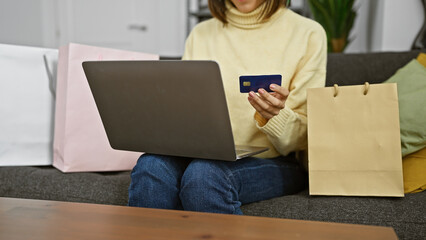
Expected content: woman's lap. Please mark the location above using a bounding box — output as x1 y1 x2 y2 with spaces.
128 153 307 214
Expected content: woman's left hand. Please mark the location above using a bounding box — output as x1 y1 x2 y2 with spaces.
247 84 289 120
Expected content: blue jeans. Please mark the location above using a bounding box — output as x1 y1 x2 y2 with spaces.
128 154 307 215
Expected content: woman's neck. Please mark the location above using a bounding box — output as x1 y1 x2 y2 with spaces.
225 0 284 29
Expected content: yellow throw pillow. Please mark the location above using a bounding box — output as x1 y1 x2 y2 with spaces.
403 147 426 193
417 53 426 67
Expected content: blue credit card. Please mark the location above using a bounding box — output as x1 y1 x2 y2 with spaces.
239 74 282 93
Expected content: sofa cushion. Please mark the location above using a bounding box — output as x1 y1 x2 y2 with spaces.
326 51 422 86
0 166 130 205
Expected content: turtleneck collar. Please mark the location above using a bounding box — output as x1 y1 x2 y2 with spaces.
225 0 285 29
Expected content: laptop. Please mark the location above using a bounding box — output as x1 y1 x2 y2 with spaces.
82 60 268 161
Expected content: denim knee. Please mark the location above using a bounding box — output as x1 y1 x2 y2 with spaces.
128 154 187 209
179 159 242 214
130 154 167 181
128 154 163 206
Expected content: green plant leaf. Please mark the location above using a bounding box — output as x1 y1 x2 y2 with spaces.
308 0 335 36
308 0 357 52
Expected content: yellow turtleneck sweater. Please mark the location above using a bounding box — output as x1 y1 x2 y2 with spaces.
182 1 327 158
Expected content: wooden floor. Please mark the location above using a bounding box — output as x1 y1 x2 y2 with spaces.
0 197 398 240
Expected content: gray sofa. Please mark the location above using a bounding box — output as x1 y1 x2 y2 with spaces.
1 50 425 240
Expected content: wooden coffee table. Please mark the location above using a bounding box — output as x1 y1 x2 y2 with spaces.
0 197 397 240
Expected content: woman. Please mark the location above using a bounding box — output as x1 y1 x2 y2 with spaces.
128 0 327 215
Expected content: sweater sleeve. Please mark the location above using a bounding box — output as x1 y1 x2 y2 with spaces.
256 24 327 156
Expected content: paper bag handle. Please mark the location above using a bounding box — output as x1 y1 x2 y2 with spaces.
363 82 369 95
333 82 370 97
43 54 56 99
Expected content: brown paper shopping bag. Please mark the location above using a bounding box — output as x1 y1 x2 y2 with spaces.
307 83 404 197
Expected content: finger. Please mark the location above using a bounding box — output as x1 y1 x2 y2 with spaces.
248 91 280 117
249 91 270 110
248 97 275 120
257 91 273 106
270 84 289 100
258 88 285 109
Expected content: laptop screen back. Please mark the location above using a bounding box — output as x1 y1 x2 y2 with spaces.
83 60 238 161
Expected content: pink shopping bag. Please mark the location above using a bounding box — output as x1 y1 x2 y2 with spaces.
53 43 158 172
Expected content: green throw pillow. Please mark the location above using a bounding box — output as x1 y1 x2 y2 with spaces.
384 59 426 157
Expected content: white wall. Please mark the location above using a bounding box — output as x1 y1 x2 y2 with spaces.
345 0 370 53
346 0 425 53
41 0 59 48
380 0 424 51
158 1 188 56
368 0 385 52
0 0 45 47
0 0 187 56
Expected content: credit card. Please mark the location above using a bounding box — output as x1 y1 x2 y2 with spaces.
239 74 282 93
